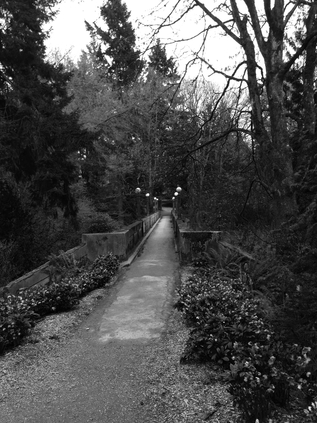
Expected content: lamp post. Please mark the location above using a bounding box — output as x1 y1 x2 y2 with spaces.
153 197 158 212
176 186 182 217
172 196 175 212
146 192 150 215
174 192 179 217
135 187 141 219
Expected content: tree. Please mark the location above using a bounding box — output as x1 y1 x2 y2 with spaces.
83 0 148 221
148 39 178 78
0 0 92 218
85 0 144 88
156 0 317 224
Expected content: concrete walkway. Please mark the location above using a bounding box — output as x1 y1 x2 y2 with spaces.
0 209 179 423
99 209 177 342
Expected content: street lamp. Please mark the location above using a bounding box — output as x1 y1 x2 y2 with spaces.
146 192 150 215
153 197 158 212
176 186 182 217
174 192 179 217
172 196 175 212
135 187 141 219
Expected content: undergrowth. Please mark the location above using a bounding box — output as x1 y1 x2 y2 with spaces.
176 262 317 422
0 253 120 354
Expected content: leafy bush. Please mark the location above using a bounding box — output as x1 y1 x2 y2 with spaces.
229 340 314 422
21 282 80 318
0 294 35 354
176 268 254 364
84 212 120 233
176 267 317 421
45 250 90 283
90 253 120 284
0 253 120 354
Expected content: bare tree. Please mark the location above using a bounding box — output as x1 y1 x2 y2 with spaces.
153 0 317 222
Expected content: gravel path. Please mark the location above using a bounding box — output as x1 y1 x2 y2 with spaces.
0 283 239 423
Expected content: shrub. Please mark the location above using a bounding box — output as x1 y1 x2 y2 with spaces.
176 268 255 365
84 212 120 233
18 282 80 318
0 294 35 354
228 340 314 422
45 250 90 283
0 253 120 354
90 253 120 284
176 267 317 421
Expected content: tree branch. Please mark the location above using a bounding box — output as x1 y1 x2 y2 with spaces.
196 55 248 83
279 29 317 78
284 0 301 29
244 0 267 55
185 127 254 157
193 0 242 45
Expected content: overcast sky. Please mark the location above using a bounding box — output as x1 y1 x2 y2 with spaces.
45 0 240 84
45 0 165 60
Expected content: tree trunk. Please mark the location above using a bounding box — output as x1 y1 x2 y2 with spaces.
234 0 296 221
303 3 317 136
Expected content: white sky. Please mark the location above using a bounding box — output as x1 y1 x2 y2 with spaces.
45 0 240 82
46 0 166 59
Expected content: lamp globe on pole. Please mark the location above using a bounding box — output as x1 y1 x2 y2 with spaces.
145 192 150 216
175 186 182 217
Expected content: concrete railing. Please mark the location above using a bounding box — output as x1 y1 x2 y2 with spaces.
171 212 221 263
1 243 88 296
1 211 161 296
82 211 161 262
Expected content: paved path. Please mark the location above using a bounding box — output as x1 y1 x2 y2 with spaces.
99 209 176 342
0 209 179 423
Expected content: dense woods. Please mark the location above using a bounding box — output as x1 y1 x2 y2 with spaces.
1 0 317 419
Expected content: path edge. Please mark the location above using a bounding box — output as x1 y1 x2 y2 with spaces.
120 216 163 268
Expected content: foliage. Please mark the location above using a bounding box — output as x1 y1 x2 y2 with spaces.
148 38 178 78
304 400 317 421
0 0 92 217
0 206 83 288
45 250 90 284
19 282 80 319
176 267 317 421
85 0 144 87
175 269 259 365
0 294 35 354
0 0 97 287
0 253 120 354
90 253 120 284
85 212 120 233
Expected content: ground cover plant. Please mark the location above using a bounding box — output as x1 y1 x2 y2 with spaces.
0 253 119 355
175 265 317 422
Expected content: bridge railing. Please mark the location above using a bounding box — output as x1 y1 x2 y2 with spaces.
1 211 161 296
171 211 221 263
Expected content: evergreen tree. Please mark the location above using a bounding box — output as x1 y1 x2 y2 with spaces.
0 0 92 218
85 0 144 88
148 39 178 78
